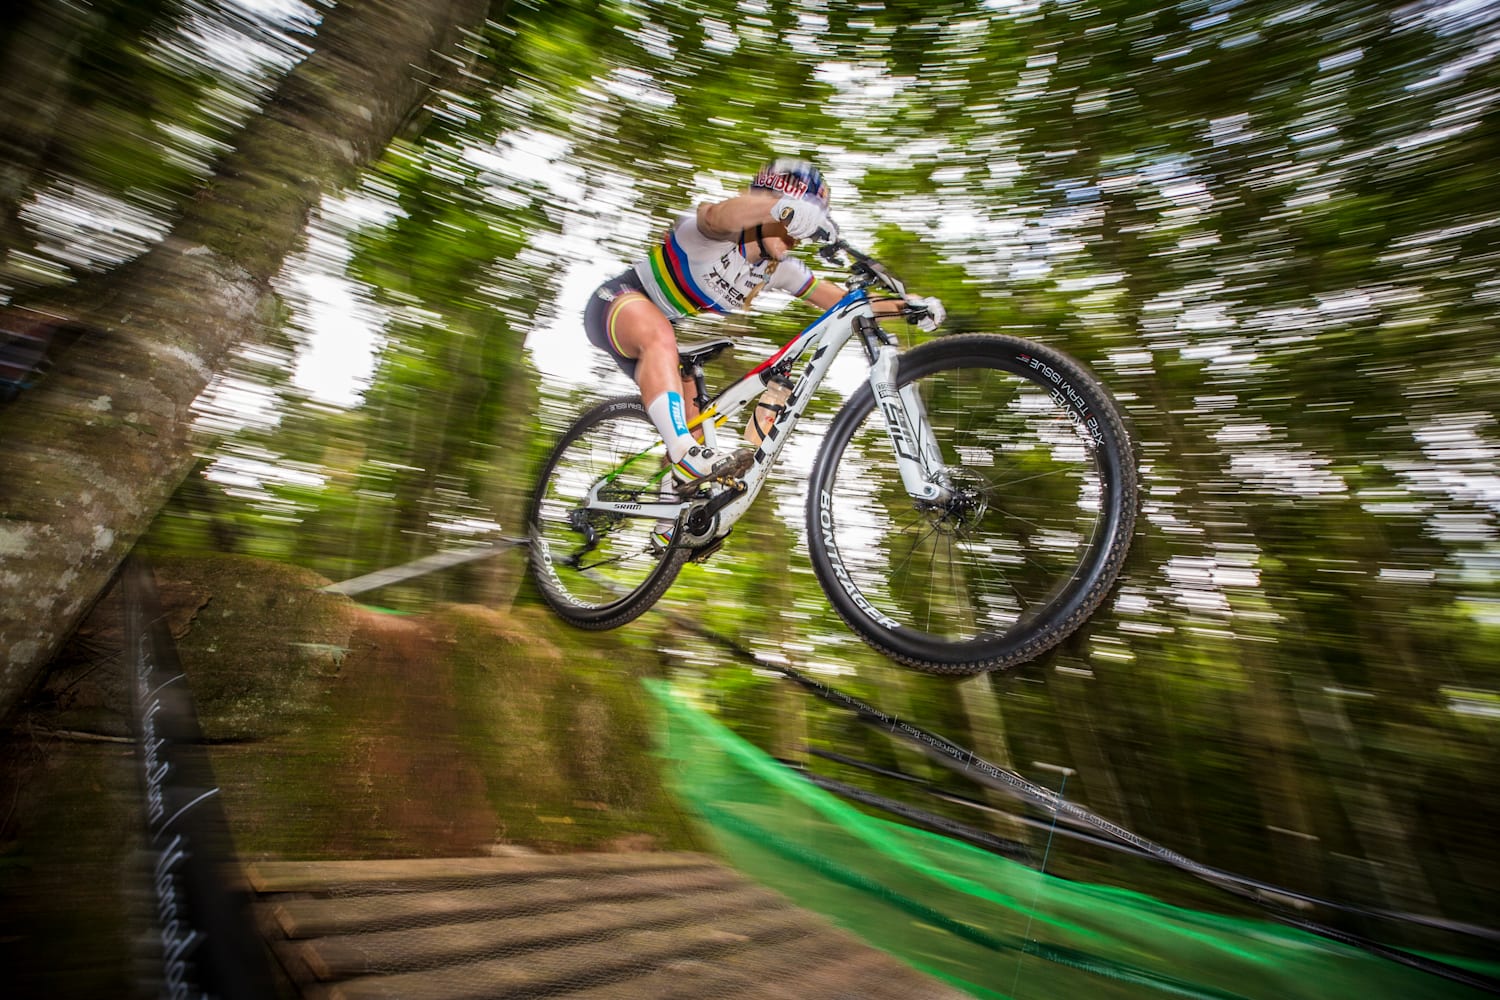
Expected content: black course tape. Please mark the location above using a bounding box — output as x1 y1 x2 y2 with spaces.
124 555 275 1000
773 662 1500 995
806 747 1500 943
669 617 1500 995
777 760 1034 862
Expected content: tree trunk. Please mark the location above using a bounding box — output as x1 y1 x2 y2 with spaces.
0 0 490 720
1289 660 1441 913
478 350 541 610
953 675 1031 845
0 0 86 265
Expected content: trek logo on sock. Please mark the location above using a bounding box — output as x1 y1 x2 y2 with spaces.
668 392 690 437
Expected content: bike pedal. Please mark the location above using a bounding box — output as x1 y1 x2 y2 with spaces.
675 451 755 494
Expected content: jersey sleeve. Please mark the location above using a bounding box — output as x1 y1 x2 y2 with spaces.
669 212 720 254
765 256 822 300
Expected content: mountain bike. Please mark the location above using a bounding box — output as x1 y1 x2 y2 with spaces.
528 242 1137 675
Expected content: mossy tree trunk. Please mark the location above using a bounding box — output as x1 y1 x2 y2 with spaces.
478 348 541 609
0 0 490 720
953 675 1031 846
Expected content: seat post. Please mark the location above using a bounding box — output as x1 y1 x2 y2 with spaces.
676 339 730 411
683 363 710 411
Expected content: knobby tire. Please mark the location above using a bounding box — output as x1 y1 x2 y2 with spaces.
807 334 1137 675
528 396 689 629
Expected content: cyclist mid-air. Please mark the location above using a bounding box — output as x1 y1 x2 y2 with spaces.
582 157 944 546
543 155 1137 674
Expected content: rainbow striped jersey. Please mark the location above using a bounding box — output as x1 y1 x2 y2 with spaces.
633 214 820 320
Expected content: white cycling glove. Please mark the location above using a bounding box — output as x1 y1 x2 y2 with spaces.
908 295 946 332
773 195 838 242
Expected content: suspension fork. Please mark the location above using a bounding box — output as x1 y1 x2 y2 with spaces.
856 317 950 503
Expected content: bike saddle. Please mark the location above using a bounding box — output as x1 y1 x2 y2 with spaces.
676 338 734 368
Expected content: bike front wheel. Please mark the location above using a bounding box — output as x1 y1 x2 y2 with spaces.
807 334 1137 675
528 396 689 629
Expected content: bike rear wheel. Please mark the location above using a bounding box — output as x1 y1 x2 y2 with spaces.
807 334 1137 675
528 396 688 628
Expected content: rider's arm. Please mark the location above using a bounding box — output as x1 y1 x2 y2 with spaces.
805 279 908 316
695 192 784 240
806 280 844 310
763 240 912 316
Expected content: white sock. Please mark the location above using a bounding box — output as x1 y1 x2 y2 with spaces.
646 390 697 463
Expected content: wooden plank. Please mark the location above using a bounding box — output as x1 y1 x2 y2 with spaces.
271 938 325 988
550 921 973 1000
264 865 746 939
763 946 968 1000
544 929 868 999
253 853 971 1000
281 885 786 980
244 852 716 894
317 907 821 1000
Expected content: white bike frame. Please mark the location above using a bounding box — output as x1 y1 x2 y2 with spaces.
580 287 951 543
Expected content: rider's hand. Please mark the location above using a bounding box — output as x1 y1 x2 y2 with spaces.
908 295 946 332
774 195 838 243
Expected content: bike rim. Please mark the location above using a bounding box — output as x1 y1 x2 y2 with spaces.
818 353 1121 649
530 408 675 615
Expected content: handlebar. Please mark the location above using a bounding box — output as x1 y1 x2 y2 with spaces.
818 239 913 304
815 239 941 328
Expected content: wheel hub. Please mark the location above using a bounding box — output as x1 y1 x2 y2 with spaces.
923 469 988 534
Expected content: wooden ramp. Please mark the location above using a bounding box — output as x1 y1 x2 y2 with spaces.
246 851 972 1000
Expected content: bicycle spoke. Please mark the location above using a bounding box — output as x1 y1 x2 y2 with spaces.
529 397 687 625
814 347 1117 649
575 548 654 573
969 464 1087 496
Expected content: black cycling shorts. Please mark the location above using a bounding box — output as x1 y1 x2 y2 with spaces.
583 269 661 381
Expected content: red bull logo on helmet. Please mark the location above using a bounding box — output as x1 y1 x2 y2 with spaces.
752 159 829 210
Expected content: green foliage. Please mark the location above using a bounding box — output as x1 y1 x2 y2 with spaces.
24 0 1500 940
0 0 306 289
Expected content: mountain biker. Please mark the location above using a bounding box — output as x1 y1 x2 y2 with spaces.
582 157 944 546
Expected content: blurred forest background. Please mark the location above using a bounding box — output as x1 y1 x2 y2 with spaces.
1 0 1498 969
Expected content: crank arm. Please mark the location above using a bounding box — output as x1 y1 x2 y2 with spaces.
684 477 747 536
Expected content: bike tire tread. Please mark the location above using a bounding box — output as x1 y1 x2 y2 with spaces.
527 396 689 629
807 334 1138 676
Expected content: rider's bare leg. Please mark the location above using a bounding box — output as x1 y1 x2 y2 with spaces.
608 297 704 547
609 297 703 463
